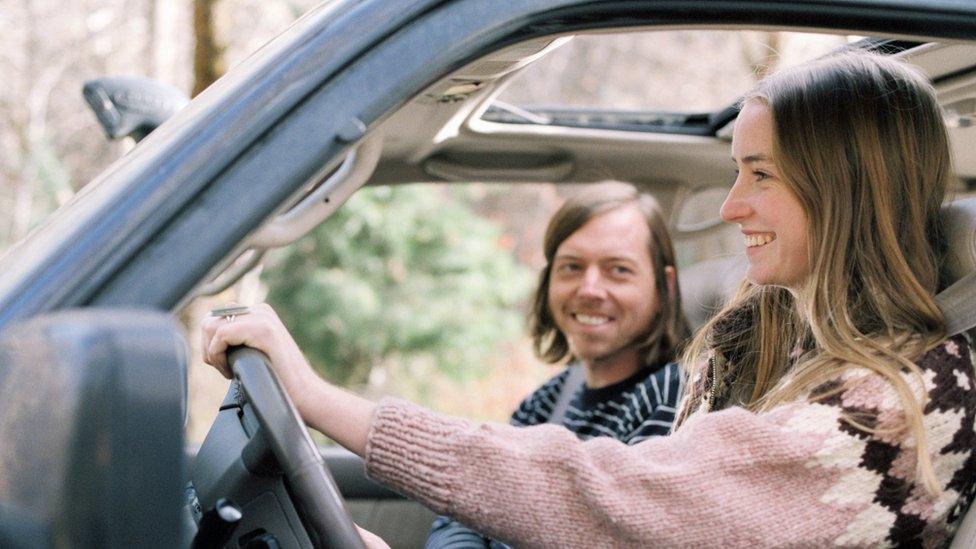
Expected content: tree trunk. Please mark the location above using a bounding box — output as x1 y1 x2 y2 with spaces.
145 0 158 78
192 0 224 97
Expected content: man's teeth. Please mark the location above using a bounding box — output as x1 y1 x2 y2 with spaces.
745 234 775 247
575 314 609 326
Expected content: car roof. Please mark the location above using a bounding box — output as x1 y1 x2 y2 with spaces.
0 0 974 330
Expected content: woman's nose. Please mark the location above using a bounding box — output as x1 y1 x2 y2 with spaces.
720 179 750 223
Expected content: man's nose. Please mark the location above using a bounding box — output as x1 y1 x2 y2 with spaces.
577 266 607 298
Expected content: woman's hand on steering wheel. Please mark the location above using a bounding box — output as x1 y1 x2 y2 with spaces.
203 302 376 458
202 303 318 419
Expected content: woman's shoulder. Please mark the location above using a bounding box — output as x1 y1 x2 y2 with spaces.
768 334 976 544
914 333 973 375
899 333 974 410
795 334 974 422
827 334 974 401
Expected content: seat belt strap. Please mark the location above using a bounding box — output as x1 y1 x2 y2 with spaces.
936 271 976 336
548 363 586 425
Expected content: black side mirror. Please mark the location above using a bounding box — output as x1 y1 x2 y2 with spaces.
82 76 189 142
0 309 188 548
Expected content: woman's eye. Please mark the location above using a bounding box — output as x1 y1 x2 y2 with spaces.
557 263 581 273
754 171 769 181
611 265 633 276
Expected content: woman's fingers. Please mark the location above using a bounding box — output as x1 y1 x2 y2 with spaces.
201 303 293 379
356 525 391 549
200 302 372 452
210 318 260 372
201 303 320 424
202 303 252 377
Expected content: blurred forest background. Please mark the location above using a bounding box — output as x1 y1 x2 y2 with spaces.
0 0 853 442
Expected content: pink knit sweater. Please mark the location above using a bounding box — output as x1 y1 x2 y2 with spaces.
364 336 976 548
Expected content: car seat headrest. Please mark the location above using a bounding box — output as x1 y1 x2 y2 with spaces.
942 198 976 286
678 254 747 331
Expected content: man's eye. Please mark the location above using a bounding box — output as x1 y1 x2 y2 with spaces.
557 263 581 273
611 265 633 275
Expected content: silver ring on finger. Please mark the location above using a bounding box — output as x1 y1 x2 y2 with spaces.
211 305 251 324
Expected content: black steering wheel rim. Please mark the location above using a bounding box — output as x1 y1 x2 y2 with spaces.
229 347 365 549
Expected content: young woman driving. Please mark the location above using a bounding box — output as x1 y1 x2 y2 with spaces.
202 51 976 547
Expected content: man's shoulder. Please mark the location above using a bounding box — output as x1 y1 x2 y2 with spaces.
625 361 684 411
639 361 683 391
536 365 575 394
649 360 683 381
522 365 575 398
509 365 575 425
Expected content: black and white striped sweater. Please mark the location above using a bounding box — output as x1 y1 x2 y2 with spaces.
425 361 685 549
510 361 684 444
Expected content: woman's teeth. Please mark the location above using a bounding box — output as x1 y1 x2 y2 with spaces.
745 233 775 248
575 314 609 326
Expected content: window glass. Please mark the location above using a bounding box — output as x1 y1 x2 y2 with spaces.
495 30 863 112
183 183 732 444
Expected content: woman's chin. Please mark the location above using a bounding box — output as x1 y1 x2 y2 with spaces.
744 268 771 286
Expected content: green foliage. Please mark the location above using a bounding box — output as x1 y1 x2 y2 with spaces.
263 185 533 388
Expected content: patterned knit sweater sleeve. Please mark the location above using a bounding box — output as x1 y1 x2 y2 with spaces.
364 336 976 548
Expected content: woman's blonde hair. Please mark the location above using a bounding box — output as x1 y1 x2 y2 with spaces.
680 51 952 493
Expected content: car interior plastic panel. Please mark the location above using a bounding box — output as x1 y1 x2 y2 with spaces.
191 382 316 548
230 346 366 548
0 309 186 548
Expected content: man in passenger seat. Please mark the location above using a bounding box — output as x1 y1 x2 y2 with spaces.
425 181 692 548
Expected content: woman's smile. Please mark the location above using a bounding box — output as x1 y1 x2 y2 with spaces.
744 232 776 248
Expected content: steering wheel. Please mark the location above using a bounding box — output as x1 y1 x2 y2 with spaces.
229 346 366 549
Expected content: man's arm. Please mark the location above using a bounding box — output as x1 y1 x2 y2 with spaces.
425 516 491 549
